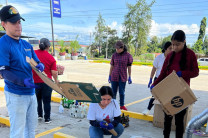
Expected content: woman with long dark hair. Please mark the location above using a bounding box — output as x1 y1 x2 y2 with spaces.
151 30 199 138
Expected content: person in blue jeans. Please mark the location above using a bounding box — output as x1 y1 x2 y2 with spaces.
109 41 133 111
0 5 44 138
87 86 124 138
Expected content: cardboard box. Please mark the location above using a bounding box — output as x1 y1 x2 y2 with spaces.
153 101 193 130
152 72 197 116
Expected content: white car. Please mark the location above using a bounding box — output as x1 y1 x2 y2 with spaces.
197 58 208 66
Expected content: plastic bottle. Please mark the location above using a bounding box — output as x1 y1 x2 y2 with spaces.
59 100 64 113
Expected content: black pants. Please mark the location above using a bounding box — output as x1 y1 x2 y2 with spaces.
35 83 52 120
147 77 157 110
163 108 187 138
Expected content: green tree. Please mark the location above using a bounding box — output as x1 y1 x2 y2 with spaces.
70 35 81 56
101 26 118 58
123 0 155 56
192 39 203 54
203 36 208 55
198 17 207 41
161 35 172 49
93 13 106 56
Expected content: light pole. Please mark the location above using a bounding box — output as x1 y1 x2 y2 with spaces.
105 31 108 59
50 0 55 56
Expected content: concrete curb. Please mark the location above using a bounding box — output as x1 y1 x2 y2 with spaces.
0 115 10 127
54 132 76 138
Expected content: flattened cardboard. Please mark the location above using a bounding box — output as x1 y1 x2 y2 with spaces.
59 83 92 102
61 81 101 103
26 57 65 96
152 72 197 116
26 57 101 102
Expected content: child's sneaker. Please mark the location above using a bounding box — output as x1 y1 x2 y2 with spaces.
38 116 43 120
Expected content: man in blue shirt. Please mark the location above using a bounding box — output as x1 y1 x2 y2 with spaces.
0 5 45 138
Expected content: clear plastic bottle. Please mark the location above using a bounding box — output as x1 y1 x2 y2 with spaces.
59 100 64 113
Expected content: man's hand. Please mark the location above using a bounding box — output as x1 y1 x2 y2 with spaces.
36 63 45 72
24 78 38 88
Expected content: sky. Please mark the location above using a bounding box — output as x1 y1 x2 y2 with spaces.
0 0 208 45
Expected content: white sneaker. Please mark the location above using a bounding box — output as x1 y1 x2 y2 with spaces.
142 109 150 115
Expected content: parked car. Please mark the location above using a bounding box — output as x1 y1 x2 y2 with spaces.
197 58 208 66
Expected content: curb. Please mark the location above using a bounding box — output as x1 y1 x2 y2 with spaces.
0 115 10 127
54 132 76 138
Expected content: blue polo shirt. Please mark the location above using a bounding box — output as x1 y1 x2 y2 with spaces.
0 34 40 95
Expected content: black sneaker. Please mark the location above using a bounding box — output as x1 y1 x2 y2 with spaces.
38 116 43 120
45 119 51 124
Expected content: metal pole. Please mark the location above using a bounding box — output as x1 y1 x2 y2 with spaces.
106 32 108 59
50 0 55 56
6 0 8 5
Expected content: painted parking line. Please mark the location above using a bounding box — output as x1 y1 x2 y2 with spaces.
35 127 63 138
125 96 152 107
54 132 76 138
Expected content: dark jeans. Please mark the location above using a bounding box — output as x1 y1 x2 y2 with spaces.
35 83 52 120
147 77 157 110
163 108 187 138
111 78 126 106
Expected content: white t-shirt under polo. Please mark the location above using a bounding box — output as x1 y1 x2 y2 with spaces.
153 53 165 78
87 99 121 123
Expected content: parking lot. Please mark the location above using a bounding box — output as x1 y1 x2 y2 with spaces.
0 60 208 138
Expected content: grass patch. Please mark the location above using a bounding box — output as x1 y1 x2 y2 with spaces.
91 60 208 70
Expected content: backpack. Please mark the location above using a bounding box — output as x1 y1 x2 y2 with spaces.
120 113 129 128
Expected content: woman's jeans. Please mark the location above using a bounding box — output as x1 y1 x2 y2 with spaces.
4 91 37 138
111 78 126 106
89 123 124 138
163 108 187 138
35 83 52 120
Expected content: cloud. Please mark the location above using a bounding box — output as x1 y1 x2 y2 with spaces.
150 20 200 37
5 2 49 15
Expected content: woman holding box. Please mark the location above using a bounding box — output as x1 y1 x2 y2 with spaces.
151 30 199 138
87 86 124 138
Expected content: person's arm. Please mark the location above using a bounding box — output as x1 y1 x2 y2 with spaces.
152 54 170 86
150 66 156 79
0 67 24 86
51 70 59 84
111 116 121 127
127 66 131 77
89 120 100 127
109 65 114 76
181 51 199 79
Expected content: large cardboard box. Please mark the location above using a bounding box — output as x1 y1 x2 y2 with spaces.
152 72 197 116
153 100 193 130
